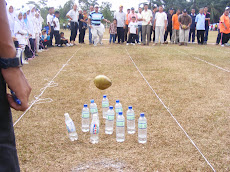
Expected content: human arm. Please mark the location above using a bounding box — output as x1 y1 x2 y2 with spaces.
0 0 31 111
103 19 110 23
153 19 156 30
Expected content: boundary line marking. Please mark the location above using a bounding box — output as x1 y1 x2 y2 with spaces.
13 48 82 127
125 48 216 172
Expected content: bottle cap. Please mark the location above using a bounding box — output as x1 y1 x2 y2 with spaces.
119 112 123 115
64 113 69 117
91 99 94 103
103 95 107 98
140 113 145 117
84 104 88 107
128 106 132 109
116 100 120 103
109 106 113 109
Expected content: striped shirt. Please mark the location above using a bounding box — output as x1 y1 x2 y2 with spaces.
89 11 104 25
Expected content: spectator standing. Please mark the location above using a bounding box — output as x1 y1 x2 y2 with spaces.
88 6 94 45
79 10 87 44
141 4 153 46
204 7 210 44
46 7 55 47
178 9 192 46
109 19 117 44
66 4 79 45
153 6 167 45
189 9 196 43
124 9 130 42
195 8 206 45
7 4 16 37
53 11 61 47
114 5 126 44
171 9 181 44
137 7 143 43
164 8 174 43
220 8 230 46
150 6 157 42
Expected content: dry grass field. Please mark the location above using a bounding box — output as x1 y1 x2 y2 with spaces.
12 29 230 171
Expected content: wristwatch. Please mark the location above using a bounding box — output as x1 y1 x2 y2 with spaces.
0 48 23 69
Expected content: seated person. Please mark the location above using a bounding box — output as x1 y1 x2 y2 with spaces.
60 32 72 46
41 30 50 48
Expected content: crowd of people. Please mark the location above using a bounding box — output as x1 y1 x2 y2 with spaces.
6 3 230 65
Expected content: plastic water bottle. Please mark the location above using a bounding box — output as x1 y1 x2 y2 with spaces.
82 104 90 132
90 113 100 144
138 113 147 144
64 113 78 141
102 95 109 119
105 106 115 134
115 100 123 118
116 112 125 142
127 106 135 134
90 99 98 118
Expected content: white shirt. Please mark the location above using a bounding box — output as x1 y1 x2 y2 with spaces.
141 9 153 26
14 19 28 45
114 11 126 27
53 17 60 31
47 14 54 26
128 21 138 34
155 12 167 27
7 12 16 36
66 9 79 23
34 17 41 34
137 13 142 25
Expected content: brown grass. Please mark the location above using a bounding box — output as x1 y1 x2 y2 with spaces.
12 30 230 171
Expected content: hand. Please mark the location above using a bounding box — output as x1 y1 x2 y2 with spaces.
153 26 155 30
89 25 92 29
147 21 150 25
123 26 126 29
172 27 174 30
48 30 51 34
143 19 146 22
1 68 31 111
165 26 167 31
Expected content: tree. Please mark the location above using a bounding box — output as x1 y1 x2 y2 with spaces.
79 0 98 11
100 2 114 22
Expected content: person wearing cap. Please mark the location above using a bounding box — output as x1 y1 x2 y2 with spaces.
195 8 206 45
137 7 143 43
164 8 174 43
66 4 79 46
150 6 157 42
220 8 230 46
204 7 210 44
171 9 181 44
141 4 153 45
153 6 167 45
114 5 126 44
178 9 192 46
88 6 94 45
189 9 196 43
88 5 110 46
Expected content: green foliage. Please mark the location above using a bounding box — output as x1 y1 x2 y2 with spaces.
100 2 114 22
79 0 98 11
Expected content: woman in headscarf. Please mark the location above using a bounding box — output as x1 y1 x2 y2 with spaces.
34 11 42 53
14 10 29 64
6 4 16 37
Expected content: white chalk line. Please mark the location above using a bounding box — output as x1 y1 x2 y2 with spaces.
175 49 230 73
13 48 82 127
125 48 216 172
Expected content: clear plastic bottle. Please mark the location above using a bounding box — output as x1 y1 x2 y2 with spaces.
116 112 125 142
90 99 98 118
82 104 90 132
64 113 78 141
90 113 100 144
105 106 115 134
102 95 109 119
115 100 123 118
127 106 135 134
138 113 147 144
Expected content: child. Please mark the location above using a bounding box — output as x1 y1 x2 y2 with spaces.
60 32 72 46
109 19 117 44
53 11 61 47
83 10 88 29
127 16 138 45
14 11 29 64
41 30 50 48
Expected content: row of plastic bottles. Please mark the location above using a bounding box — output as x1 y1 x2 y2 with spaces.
64 95 147 144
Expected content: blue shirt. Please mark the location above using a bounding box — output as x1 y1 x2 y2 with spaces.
195 13 205 30
190 13 196 30
89 11 104 25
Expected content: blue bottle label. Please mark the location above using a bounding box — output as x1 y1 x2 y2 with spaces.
92 124 99 134
127 113 135 120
